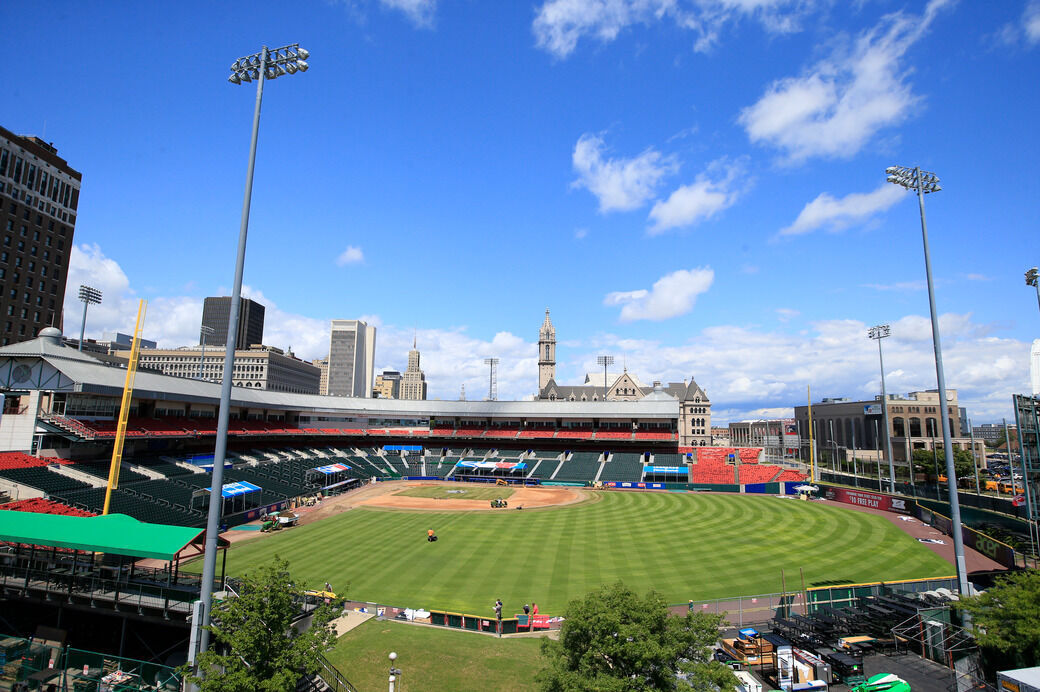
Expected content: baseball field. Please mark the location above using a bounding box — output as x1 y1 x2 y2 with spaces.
200 486 953 616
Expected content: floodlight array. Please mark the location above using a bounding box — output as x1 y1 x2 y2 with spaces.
78 285 102 305
885 165 941 194
867 324 890 340
228 44 309 84
1026 267 1038 287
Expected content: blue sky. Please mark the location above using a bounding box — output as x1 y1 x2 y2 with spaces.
3 0 1038 421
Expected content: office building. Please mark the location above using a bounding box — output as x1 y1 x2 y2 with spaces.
374 370 401 399
313 357 329 395
327 319 376 398
200 297 265 349
0 126 81 345
126 344 320 394
399 337 428 401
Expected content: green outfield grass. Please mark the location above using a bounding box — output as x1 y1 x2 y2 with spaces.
327 619 542 692
197 491 952 616
396 486 515 501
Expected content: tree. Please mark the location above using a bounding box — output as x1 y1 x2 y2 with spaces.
184 556 339 692
912 447 976 479
956 570 1040 668
537 582 737 691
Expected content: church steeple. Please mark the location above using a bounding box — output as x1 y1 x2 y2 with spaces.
538 308 556 392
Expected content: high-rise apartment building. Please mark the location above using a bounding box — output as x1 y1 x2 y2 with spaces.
201 297 265 349
327 319 376 398
373 370 401 399
0 126 81 345
399 337 427 400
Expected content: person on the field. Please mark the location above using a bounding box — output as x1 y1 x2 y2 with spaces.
523 603 530 615
427 529 436 542
532 602 539 617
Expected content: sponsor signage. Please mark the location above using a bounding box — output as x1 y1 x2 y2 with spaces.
604 481 666 489
823 487 910 514
864 404 882 415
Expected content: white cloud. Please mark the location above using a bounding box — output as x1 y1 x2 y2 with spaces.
997 1 1040 47
532 0 816 58
571 133 677 212
336 245 365 266
739 0 953 162
860 280 926 292
380 0 436 27
779 184 905 236
647 160 741 233
776 308 800 322
604 267 714 321
574 227 589 239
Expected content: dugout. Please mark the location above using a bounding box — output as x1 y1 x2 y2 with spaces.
643 465 688 483
191 480 263 514
306 462 359 493
453 459 528 483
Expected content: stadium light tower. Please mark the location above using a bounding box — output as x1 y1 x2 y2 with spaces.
868 325 897 493
197 325 215 380
885 164 970 600
597 355 614 400
1027 267 1039 315
76 285 102 351
484 358 498 401
194 42 310 666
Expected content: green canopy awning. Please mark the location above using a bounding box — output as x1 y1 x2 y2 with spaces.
0 511 204 560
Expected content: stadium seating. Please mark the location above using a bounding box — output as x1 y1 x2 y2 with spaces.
633 431 676 441
431 427 456 437
69 461 149 485
598 453 645 482
554 452 602 482
594 430 633 440
0 497 95 516
736 465 781 484
556 430 594 440
0 452 68 469
738 448 763 464
776 469 807 482
0 467 93 495
527 457 561 480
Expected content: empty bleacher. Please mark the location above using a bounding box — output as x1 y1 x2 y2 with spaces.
0 497 95 517
598 452 646 482
553 452 603 482
69 461 150 485
0 466 93 495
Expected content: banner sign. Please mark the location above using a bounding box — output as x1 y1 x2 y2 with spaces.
918 505 1018 568
314 463 351 474
643 466 686 474
603 481 666 489
384 445 423 452
863 404 882 415
456 460 527 471
531 615 553 629
823 487 911 514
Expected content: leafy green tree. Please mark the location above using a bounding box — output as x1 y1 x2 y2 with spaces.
912 447 976 479
956 570 1040 668
183 556 339 692
538 581 737 691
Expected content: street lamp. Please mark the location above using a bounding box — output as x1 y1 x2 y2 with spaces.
388 652 401 692
194 42 310 665
1027 267 1039 315
77 285 102 351
597 355 614 400
198 325 216 380
868 324 897 494
885 164 970 600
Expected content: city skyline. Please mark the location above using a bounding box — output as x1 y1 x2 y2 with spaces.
2 1 1037 421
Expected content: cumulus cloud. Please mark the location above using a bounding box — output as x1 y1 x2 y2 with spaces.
997 1 1040 47
739 0 953 162
779 184 905 236
647 160 742 233
336 245 365 266
571 133 677 212
776 308 799 322
532 0 816 58
604 267 714 321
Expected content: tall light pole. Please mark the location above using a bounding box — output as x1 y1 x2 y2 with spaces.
868 325 897 493
1026 267 1039 314
885 164 970 600
597 355 614 400
77 285 102 351
484 358 498 401
194 42 310 664
197 325 215 380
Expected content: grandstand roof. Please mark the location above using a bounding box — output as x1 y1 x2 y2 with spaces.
0 334 678 420
0 510 204 560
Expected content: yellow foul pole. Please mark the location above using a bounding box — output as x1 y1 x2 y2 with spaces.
103 300 147 516
807 385 815 482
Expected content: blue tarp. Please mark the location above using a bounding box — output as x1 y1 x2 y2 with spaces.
384 445 423 452
643 466 686 474
221 481 261 497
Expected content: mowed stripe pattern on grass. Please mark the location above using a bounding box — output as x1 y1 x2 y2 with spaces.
396 486 515 501
208 492 951 615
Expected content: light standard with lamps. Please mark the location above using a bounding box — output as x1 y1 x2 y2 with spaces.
77 285 102 351
885 164 970 600
596 355 614 400
193 42 310 667
197 325 215 380
1026 267 1039 314
868 325 897 493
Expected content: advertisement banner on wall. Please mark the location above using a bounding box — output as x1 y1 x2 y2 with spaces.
823 487 911 514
